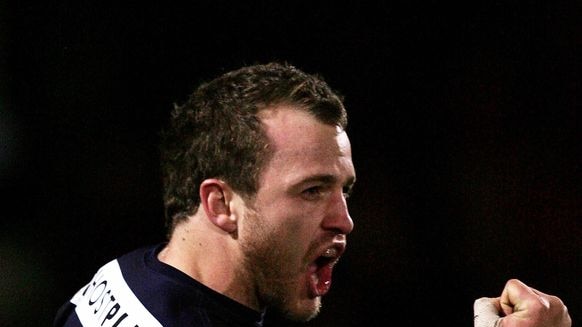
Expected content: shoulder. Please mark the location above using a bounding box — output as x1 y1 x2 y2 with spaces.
66 248 167 327
55 244 262 327
55 244 213 326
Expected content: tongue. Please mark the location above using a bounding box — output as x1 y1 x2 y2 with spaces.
308 263 333 297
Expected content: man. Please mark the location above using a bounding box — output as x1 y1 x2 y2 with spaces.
54 63 571 327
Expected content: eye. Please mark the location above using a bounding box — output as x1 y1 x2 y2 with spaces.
302 186 325 200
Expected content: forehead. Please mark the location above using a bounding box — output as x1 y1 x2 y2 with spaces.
258 105 354 182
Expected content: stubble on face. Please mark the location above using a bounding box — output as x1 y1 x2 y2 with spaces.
233 106 353 321
239 207 322 322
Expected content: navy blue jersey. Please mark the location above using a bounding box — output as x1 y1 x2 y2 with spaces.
54 244 264 327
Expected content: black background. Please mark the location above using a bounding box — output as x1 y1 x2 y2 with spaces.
1 1 580 326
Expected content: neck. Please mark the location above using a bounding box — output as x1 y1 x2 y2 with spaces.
157 214 260 311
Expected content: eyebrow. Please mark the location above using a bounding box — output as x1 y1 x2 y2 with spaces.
295 174 356 189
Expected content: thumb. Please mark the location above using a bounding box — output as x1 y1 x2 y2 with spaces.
474 297 502 327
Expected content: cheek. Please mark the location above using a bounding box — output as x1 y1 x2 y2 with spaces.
278 215 322 262
255 199 324 251
271 207 317 238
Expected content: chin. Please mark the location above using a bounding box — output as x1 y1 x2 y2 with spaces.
281 296 322 322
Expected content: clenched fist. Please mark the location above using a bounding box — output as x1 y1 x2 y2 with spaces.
474 279 571 327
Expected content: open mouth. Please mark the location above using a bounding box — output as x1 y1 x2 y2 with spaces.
308 245 344 298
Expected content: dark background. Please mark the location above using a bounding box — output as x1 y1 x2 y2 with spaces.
1 1 580 326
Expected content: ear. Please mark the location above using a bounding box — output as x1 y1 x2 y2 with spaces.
199 179 237 233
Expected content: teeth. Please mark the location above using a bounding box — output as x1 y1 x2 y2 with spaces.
322 248 337 258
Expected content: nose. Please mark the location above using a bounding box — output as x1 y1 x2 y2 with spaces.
321 190 354 235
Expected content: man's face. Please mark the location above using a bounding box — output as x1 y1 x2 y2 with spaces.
238 105 355 321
